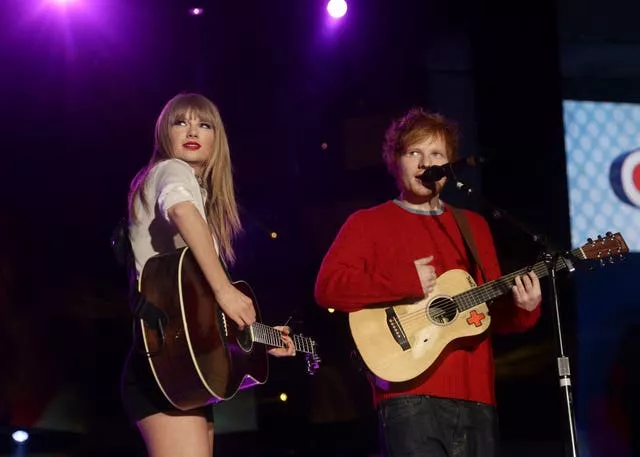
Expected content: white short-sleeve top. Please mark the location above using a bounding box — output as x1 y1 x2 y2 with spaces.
128 158 219 277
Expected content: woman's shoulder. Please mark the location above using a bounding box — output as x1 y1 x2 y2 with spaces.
149 158 194 175
145 158 197 185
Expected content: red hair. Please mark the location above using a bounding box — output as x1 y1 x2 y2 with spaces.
382 107 459 176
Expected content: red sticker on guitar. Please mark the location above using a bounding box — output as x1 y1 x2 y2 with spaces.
466 310 486 327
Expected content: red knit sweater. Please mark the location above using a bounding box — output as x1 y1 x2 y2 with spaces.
314 200 540 407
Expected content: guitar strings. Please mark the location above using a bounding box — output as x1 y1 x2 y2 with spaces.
251 322 316 354
394 258 568 329
396 246 612 327
370 241 619 332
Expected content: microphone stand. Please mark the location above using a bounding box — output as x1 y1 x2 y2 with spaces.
453 178 580 457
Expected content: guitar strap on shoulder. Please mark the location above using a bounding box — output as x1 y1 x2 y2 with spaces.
110 216 167 354
110 217 138 303
448 205 487 284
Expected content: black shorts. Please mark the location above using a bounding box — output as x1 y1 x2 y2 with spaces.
120 347 214 424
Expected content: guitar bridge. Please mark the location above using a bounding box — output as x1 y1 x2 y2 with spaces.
218 309 229 338
385 308 410 351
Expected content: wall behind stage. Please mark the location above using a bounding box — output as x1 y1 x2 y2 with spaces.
562 99 640 456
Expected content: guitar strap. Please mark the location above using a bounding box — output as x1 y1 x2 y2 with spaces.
110 217 167 353
448 205 487 284
110 217 139 309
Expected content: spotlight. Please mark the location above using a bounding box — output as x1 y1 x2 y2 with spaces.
189 7 204 16
279 393 288 402
327 0 347 18
11 430 29 444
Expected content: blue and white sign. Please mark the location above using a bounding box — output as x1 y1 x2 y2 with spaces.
563 100 640 252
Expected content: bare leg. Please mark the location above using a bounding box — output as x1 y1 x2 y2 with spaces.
137 411 213 457
208 421 214 455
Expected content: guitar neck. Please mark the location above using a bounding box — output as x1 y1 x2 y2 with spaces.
456 247 584 311
250 322 317 355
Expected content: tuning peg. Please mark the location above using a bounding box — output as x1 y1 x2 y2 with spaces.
606 231 612 237
305 353 321 375
587 237 594 244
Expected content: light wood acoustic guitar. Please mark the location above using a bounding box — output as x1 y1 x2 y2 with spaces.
348 232 628 383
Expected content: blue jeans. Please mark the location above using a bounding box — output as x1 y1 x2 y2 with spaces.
378 396 499 457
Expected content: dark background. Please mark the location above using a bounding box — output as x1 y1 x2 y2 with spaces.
1 0 639 455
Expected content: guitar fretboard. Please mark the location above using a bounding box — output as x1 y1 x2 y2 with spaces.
250 322 317 355
454 248 584 311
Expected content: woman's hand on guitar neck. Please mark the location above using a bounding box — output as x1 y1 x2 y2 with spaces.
214 283 256 328
268 326 296 357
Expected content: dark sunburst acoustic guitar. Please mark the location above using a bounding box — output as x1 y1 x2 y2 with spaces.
137 246 321 411
348 232 628 384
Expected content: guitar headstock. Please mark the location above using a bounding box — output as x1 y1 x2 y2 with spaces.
304 338 321 375
580 232 629 265
305 353 321 375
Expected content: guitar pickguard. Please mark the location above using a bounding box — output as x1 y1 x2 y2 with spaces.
410 326 439 359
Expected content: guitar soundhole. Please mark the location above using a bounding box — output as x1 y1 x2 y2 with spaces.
427 297 457 324
236 327 254 353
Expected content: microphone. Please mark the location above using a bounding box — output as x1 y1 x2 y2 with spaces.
417 155 484 185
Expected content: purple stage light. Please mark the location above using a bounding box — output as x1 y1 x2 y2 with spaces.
327 0 347 19
189 7 204 16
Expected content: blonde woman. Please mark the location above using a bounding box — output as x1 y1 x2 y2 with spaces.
121 93 295 457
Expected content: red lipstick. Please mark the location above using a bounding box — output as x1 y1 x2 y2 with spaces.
183 141 201 150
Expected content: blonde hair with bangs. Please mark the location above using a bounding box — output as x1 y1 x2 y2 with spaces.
129 93 242 264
